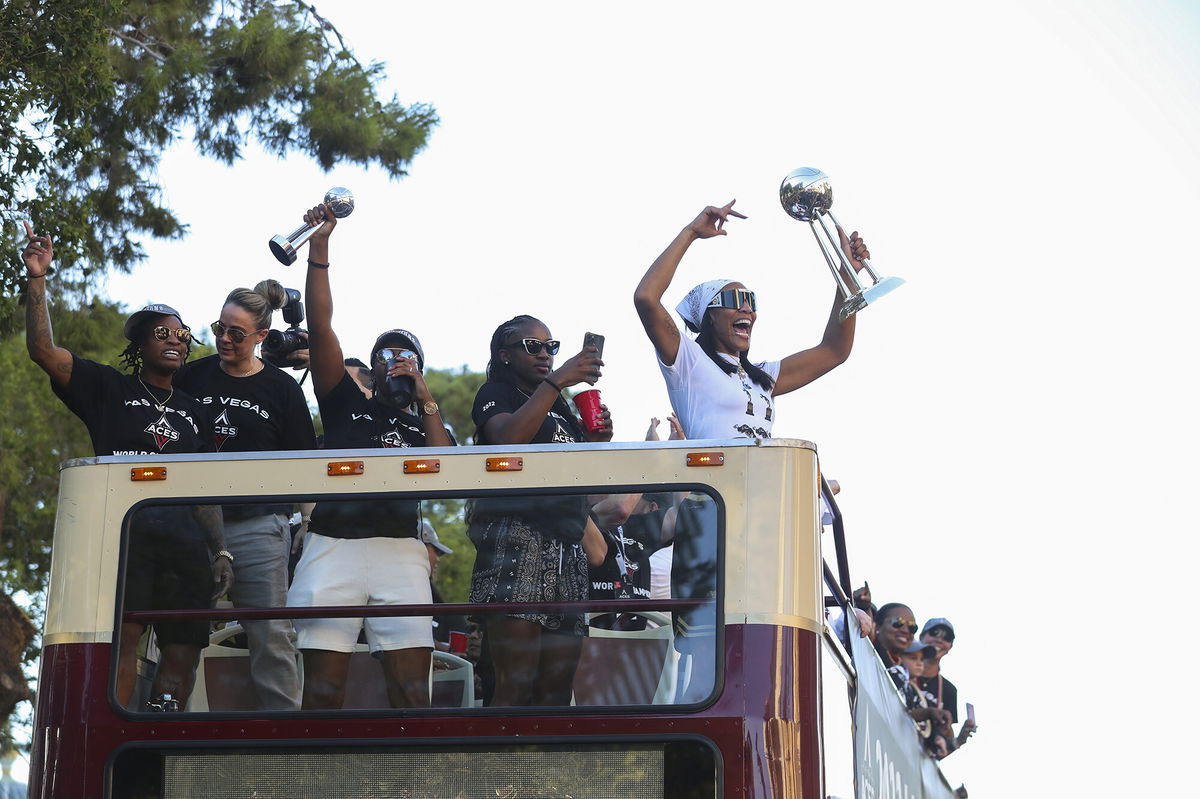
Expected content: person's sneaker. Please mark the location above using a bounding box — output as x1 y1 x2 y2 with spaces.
145 693 180 712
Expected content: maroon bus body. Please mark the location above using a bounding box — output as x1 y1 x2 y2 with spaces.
30 624 820 799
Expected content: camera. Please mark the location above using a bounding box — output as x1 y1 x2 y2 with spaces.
262 288 308 367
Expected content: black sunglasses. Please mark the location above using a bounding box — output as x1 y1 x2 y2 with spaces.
708 288 757 312
210 321 262 344
924 627 954 642
152 325 192 342
509 338 560 356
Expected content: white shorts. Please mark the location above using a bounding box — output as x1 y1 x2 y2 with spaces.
287 533 434 653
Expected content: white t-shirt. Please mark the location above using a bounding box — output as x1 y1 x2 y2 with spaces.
658 335 781 440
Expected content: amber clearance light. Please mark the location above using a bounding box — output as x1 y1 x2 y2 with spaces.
403 459 441 474
327 460 365 476
686 451 725 467
485 457 524 472
130 466 167 481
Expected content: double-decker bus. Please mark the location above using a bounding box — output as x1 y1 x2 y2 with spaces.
29 438 958 798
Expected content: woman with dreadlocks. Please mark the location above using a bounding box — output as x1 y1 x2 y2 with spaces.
21 222 232 712
633 200 872 440
466 315 612 706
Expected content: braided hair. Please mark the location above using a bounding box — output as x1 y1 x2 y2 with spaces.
119 316 192 374
695 311 775 391
481 315 585 442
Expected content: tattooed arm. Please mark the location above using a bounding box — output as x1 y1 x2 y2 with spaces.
22 222 74 388
192 505 234 600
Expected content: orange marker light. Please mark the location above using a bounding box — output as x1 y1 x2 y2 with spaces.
403 459 441 474
686 452 725 467
327 460 365 476
485 457 524 472
130 466 167 481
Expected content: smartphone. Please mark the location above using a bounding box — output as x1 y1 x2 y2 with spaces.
965 702 975 724
583 331 605 359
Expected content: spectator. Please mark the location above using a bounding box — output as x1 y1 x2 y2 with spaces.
634 200 872 440
175 279 317 711
22 222 232 711
466 315 612 706
286 203 453 710
899 641 952 758
919 617 978 750
873 602 917 669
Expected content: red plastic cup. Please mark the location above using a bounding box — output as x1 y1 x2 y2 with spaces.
449 630 468 655
573 389 604 433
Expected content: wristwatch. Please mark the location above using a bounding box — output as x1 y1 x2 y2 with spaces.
422 400 439 416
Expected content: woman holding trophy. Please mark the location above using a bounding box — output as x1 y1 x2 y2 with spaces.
285 202 454 710
632 200 872 440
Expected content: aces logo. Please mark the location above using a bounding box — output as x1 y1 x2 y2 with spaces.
213 409 239 451
380 429 410 448
144 412 181 451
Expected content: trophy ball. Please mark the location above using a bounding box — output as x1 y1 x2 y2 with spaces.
779 167 833 222
324 187 356 218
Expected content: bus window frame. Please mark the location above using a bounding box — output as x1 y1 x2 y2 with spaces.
112 482 728 719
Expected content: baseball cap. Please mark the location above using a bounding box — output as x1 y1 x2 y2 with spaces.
419 520 452 555
901 641 938 657
123 303 187 341
921 617 955 640
371 328 424 370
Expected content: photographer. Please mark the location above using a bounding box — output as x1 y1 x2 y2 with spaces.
175 280 317 710
286 203 453 710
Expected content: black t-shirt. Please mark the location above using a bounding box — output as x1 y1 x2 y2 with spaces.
468 380 589 544
589 509 667 601
52 355 211 456
175 355 316 453
311 372 450 540
472 380 585 445
917 672 959 723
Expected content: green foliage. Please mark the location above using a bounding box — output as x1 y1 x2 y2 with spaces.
0 0 438 334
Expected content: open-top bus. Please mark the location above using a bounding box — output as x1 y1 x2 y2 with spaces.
30 438 957 798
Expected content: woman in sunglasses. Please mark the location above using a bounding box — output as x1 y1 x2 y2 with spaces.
284 204 453 710
21 222 233 711
174 280 317 710
466 315 612 706
634 200 871 440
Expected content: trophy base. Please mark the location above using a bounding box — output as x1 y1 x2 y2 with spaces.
838 275 906 321
269 235 298 266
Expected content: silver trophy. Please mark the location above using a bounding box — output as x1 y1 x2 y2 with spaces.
268 187 356 265
779 168 903 321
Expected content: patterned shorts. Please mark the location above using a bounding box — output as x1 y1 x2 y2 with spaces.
468 516 588 636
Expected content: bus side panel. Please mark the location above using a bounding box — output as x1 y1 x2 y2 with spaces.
730 624 821 799
29 642 109 799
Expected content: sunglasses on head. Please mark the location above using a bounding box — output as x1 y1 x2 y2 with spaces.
887 618 919 634
924 627 954 642
509 338 560 356
376 348 418 364
152 325 192 342
210 321 262 344
708 288 757 312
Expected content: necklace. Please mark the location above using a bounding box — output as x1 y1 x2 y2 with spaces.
222 358 260 377
138 375 174 412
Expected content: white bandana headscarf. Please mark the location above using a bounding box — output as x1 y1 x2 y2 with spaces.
676 279 735 333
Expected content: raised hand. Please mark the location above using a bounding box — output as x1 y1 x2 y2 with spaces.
21 221 53 276
549 345 603 389
836 226 870 271
686 200 747 239
303 204 337 241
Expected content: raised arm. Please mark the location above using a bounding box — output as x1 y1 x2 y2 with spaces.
301 204 346 399
22 222 74 388
634 201 746 366
772 227 871 396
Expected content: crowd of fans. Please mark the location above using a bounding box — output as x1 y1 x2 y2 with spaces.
837 586 978 760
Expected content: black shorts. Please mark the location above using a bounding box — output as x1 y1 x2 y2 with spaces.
124 506 212 647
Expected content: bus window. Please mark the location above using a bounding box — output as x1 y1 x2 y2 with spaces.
117 487 721 714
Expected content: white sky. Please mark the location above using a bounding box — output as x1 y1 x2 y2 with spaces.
21 0 1200 794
